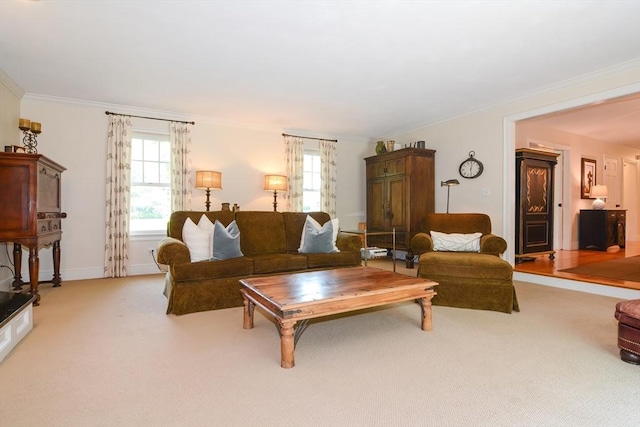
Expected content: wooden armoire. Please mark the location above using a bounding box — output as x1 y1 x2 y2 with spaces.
515 148 558 261
364 148 435 262
0 153 66 305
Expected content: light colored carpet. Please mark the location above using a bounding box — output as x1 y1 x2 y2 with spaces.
0 264 638 427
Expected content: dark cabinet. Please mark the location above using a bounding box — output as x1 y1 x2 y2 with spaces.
579 210 626 250
365 148 435 258
0 153 66 305
515 149 559 260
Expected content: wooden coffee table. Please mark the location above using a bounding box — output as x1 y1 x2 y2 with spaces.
240 266 438 368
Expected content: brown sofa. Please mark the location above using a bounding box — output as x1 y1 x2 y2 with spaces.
411 213 519 314
156 211 362 315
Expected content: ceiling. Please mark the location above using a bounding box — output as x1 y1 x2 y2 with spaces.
1 1 639 142
522 93 640 149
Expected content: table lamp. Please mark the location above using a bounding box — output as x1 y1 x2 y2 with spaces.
195 171 222 211
590 185 607 210
264 175 288 211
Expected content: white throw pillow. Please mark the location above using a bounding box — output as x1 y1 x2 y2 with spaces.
298 215 340 253
197 214 215 258
181 215 217 262
430 231 482 252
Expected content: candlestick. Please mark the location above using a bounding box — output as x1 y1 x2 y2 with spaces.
30 122 41 134
19 118 31 130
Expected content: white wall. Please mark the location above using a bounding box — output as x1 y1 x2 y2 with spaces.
0 71 24 290
16 96 370 282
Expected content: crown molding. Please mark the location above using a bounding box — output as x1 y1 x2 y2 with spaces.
20 92 370 142
0 69 25 99
379 59 640 140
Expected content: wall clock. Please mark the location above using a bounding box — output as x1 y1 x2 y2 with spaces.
459 151 484 179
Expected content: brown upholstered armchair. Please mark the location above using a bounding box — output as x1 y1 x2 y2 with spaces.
412 213 518 314
410 213 507 257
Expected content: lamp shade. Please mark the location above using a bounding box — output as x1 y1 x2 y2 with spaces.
590 185 607 198
195 171 222 189
441 179 460 187
264 175 288 191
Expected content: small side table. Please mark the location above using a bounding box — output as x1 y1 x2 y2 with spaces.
344 228 396 272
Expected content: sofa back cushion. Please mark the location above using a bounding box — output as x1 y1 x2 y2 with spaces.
283 211 331 253
234 211 287 256
424 213 492 235
168 211 236 242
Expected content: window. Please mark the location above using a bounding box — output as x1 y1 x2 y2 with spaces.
303 150 321 212
130 133 171 233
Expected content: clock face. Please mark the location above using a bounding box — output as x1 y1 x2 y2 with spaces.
459 158 483 179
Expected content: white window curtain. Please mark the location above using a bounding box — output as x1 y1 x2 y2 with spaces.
320 140 337 218
104 115 132 278
169 122 193 211
284 135 304 212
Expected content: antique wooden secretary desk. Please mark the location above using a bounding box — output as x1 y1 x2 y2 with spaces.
0 153 66 305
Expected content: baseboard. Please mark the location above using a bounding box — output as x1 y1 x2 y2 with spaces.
514 272 640 300
0 263 166 286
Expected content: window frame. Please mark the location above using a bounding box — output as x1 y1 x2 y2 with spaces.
302 148 322 212
130 131 172 236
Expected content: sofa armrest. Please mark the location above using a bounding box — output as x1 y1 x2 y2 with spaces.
336 232 363 253
410 232 434 255
480 234 507 256
157 236 191 265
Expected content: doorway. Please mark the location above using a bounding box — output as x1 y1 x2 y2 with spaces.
622 159 639 241
503 83 639 274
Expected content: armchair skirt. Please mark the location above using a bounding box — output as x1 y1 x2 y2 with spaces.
418 252 519 314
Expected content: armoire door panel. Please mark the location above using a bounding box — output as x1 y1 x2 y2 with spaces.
388 176 406 229
368 179 386 229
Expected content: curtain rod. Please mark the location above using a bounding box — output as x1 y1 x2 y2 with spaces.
282 133 337 142
105 111 195 125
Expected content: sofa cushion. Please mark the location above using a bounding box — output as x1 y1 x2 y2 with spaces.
251 253 308 274
299 215 340 253
182 217 213 262
306 252 361 268
171 257 254 281
430 231 482 252
212 220 244 260
235 211 287 255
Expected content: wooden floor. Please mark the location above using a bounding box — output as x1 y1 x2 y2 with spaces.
513 241 640 291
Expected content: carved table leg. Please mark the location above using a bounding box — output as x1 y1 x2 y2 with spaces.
418 295 434 331
279 319 297 368
11 243 24 290
242 297 255 329
28 246 40 306
52 240 62 287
